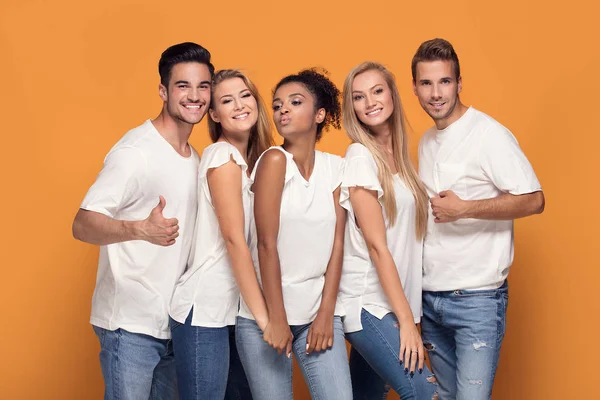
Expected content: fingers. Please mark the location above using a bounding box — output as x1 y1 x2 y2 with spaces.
155 196 166 213
327 336 333 349
418 344 425 373
286 336 293 358
314 333 325 353
306 328 314 354
409 348 418 374
399 340 407 366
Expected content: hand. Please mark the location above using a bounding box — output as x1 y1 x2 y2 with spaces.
431 190 467 223
139 196 179 246
398 319 425 374
306 311 334 354
263 318 293 357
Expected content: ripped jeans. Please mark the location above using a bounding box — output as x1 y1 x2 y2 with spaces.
346 309 438 400
421 281 509 400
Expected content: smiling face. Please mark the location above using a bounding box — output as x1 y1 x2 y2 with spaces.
209 77 258 136
272 82 324 140
159 62 212 125
351 69 394 133
413 60 463 129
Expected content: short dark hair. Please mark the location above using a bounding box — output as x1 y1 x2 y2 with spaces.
411 38 460 82
273 68 341 141
158 42 215 86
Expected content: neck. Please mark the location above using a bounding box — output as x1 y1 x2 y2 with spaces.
152 108 194 156
435 101 468 130
371 123 393 153
217 130 249 164
282 130 317 173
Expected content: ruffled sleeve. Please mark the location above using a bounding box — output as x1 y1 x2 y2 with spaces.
250 146 294 185
339 143 384 212
199 142 248 180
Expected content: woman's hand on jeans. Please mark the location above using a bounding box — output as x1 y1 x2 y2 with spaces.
306 311 334 354
398 318 425 374
263 318 293 357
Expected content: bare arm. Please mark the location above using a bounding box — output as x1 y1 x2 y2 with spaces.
208 159 269 330
431 190 545 223
72 196 179 246
350 186 424 373
306 187 346 353
253 150 293 355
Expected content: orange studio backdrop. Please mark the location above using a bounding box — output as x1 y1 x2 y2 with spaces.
0 0 597 398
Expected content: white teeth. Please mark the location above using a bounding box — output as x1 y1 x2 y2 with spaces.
233 113 249 119
367 109 382 116
186 105 200 109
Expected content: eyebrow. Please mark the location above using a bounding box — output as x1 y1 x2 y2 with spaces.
220 89 250 100
353 84 383 93
173 80 211 86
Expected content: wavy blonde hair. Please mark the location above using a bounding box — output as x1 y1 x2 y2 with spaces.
343 62 428 239
208 69 274 172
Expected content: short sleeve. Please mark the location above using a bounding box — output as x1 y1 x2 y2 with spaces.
199 142 248 179
250 146 294 184
326 153 344 191
339 143 384 212
80 146 147 218
479 126 542 195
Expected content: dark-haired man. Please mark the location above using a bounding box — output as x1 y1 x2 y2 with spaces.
73 42 213 399
412 38 545 400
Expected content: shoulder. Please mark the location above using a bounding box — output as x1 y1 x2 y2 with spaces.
471 108 519 146
344 143 372 160
419 126 437 148
317 150 343 164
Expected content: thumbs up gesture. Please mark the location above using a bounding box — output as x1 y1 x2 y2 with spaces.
140 196 180 246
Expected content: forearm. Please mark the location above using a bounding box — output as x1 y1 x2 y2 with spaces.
462 191 545 220
257 244 288 321
369 246 415 325
319 241 343 315
226 241 269 327
72 209 141 245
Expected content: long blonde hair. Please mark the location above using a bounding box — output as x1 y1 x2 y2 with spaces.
342 62 428 239
208 69 274 172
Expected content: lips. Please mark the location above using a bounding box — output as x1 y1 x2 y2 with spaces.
429 102 446 110
233 112 249 120
366 108 383 117
280 115 291 125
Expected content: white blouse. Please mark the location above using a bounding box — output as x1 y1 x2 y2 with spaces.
170 142 252 327
239 146 345 325
338 143 423 333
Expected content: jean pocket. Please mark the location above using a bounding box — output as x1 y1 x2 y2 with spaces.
453 288 500 298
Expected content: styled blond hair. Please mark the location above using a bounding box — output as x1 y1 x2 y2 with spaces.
342 62 428 239
208 69 274 172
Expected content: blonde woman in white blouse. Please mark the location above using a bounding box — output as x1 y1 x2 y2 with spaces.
235 68 352 400
339 62 438 399
169 70 273 400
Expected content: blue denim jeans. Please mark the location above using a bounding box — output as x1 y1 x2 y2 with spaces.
235 316 352 400
346 309 438 400
170 309 252 400
93 326 177 400
421 281 509 400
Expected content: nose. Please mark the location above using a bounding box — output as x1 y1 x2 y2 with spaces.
279 106 289 114
233 97 243 111
365 94 376 109
188 87 199 102
431 84 442 100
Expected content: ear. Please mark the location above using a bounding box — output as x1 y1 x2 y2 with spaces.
315 108 326 124
159 84 168 102
209 108 220 123
457 76 462 95
412 79 417 96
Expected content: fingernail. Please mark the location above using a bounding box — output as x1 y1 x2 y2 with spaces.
287 352 291 358
419 368 423 374
410 371 414 377
399 359 403 365
404 368 408 373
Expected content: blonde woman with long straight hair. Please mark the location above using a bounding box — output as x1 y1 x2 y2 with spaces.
338 61 438 399
169 69 274 399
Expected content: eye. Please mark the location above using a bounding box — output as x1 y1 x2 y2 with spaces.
200 84 211 90
178 85 188 89
441 79 451 84
291 99 302 106
242 92 252 98
374 88 383 94
272 104 282 111
222 99 232 104
353 94 363 101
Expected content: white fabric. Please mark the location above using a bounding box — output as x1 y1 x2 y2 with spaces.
239 146 344 325
338 143 423 333
418 107 542 291
170 142 252 327
81 119 200 339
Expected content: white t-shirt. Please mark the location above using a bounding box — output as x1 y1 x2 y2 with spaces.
81 119 200 339
338 143 423 333
419 107 542 291
170 142 252 327
239 146 344 325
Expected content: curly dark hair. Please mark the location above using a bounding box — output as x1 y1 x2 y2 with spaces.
273 68 341 141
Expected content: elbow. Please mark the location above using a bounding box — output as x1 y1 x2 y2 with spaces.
257 238 278 253
365 241 387 264
72 215 84 241
534 191 545 214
